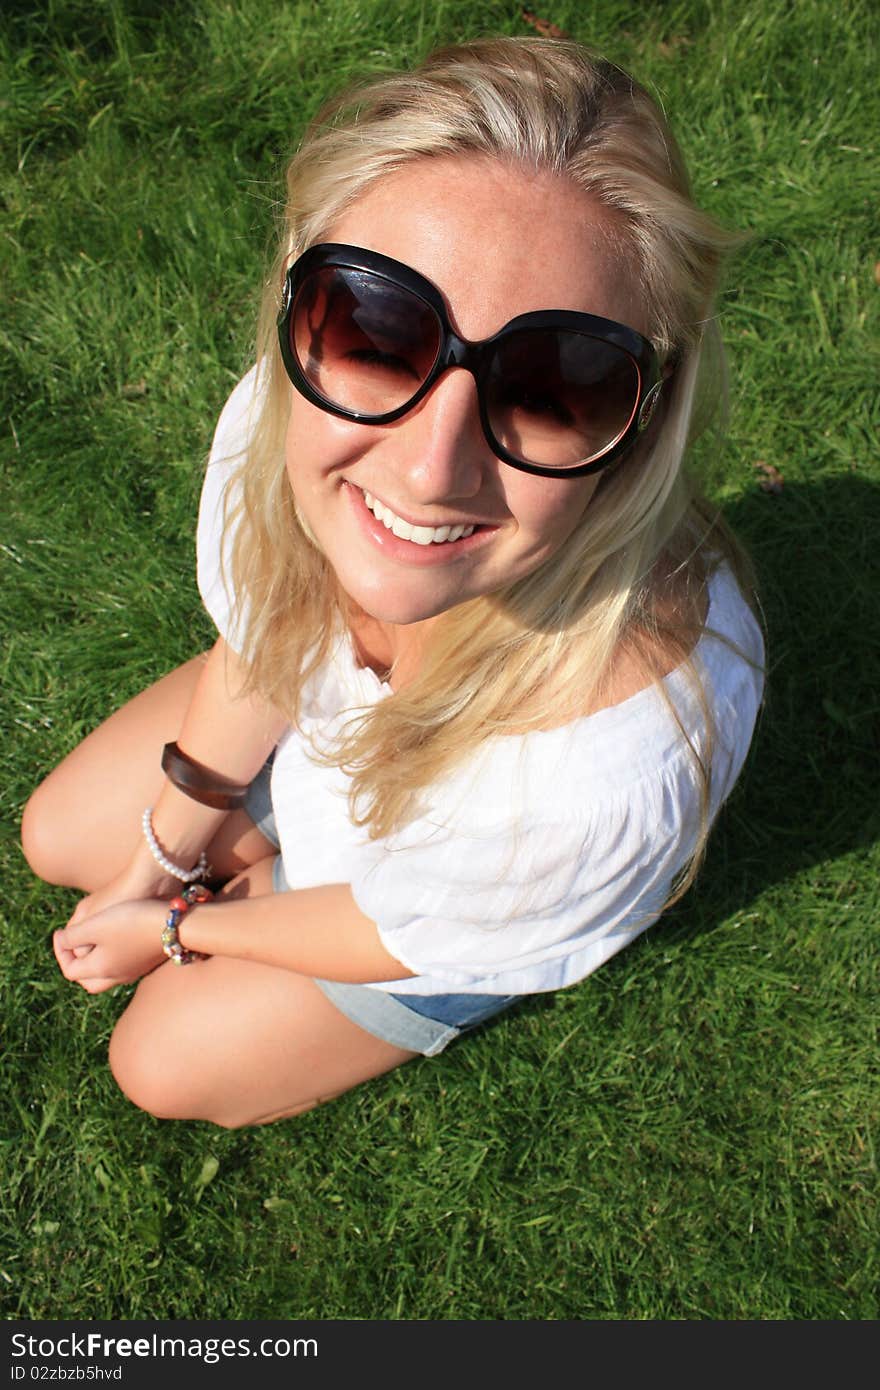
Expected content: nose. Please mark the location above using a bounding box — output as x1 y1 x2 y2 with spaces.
390 367 489 504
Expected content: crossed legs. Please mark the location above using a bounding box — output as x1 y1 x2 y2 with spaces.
21 659 416 1127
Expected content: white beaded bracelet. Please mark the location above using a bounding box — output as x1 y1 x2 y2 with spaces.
141 808 208 884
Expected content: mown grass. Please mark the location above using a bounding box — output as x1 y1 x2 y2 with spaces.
1 0 878 1321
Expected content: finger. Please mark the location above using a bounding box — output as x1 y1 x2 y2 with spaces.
79 978 120 995
63 920 100 951
53 930 75 972
64 951 106 983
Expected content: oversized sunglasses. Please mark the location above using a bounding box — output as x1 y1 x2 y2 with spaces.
277 243 663 478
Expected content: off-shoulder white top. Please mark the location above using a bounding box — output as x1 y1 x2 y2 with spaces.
197 368 765 996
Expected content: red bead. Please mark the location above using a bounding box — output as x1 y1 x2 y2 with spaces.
168 897 188 913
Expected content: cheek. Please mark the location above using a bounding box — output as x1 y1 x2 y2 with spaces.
284 394 374 497
513 474 601 549
284 397 319 494
283 403 327 549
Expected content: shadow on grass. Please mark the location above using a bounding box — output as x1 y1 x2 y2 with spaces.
653 472 880 951
503 472 880 1030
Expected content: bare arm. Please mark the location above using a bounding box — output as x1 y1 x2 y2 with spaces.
55 882 415 992
139 634 287 869
180 885 414 982
70 635 287 919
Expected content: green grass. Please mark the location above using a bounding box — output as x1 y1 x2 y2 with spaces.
1 0 878 1321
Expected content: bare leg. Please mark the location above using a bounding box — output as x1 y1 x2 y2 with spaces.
108 857 417 1127
21 656 276 891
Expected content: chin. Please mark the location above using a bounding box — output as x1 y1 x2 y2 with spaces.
351 590 457 627
341 563 472 624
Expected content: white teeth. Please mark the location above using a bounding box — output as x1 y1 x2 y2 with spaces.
411 525 438 545
361 490 476 545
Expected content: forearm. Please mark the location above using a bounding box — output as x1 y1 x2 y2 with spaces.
179 883 414 984
59 873 413 993
145 636 287 866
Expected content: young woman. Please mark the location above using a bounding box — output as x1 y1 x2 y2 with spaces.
22 36 764 1129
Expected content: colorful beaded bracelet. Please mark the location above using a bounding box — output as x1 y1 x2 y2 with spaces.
162 883 213 966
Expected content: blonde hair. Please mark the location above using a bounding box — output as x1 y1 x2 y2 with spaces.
227 35 755 859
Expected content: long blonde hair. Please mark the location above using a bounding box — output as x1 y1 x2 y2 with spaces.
227 35 754 844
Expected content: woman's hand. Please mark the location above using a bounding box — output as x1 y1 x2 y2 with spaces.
67 857 190 930
53 899 169 994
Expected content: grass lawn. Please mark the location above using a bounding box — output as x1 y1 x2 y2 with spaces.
1 0 878 1320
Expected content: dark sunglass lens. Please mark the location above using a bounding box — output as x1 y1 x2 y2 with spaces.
291 267 441 417
485 330 641 468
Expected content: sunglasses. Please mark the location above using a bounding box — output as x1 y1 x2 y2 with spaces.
277 243 663 478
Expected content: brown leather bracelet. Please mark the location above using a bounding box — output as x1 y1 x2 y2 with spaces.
161 741 250 811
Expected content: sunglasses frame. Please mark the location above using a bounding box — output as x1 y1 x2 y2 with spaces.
277 242 662 478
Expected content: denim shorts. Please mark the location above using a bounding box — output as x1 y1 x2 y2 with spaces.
243 761 521 1056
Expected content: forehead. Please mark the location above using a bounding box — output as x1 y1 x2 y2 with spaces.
325 156 646 339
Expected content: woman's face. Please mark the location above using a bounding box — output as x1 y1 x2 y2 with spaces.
285 157 647 627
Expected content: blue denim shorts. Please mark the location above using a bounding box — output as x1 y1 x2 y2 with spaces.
243 761 521 1056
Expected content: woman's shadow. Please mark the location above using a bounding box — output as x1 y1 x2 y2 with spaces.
519 470 880 1023
671 471 880 938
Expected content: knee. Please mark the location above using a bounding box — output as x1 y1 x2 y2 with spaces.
20 779 69 885
108 1009 209 1123
108 998 249 1128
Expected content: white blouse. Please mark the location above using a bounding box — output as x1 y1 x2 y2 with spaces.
197 368 765 996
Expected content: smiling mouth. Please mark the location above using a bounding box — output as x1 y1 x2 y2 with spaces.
362 490 478 546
